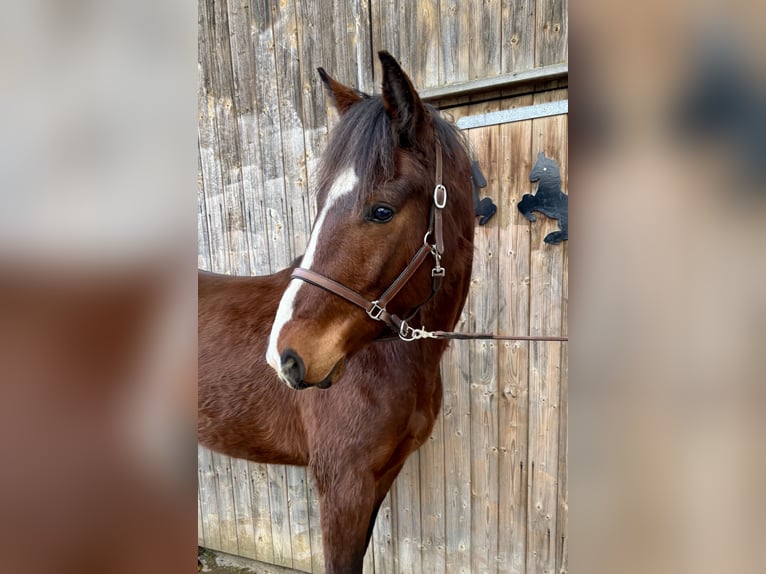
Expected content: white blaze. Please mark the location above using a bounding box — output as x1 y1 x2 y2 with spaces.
266 168 358 376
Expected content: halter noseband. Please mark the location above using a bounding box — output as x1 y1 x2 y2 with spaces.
290 139 447 342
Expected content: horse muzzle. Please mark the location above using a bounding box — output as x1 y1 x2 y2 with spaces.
278 348 343 390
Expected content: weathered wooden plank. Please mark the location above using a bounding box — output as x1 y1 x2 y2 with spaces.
209 0 251 276
394 451 423 574
437 0 457 84
442 296 472 572
198 147 212 270
212 451 240 555
317 0 338 109
332 0 351 90
535 0 568 67
251 0 293 273
421 64 568 102
199 447 222 550
418 406 447 573
496 97 534 574
555 341 568 574
556 110 568 574
373 0 401 87
285 467 313 572
438 0 471 85
273 0 311 261
249 462 276 565
526 89 566 574
502 0 536 73
465 108 501 574
394 0 440 89
232 458 257 560
267 464 294 568
396 0 412 83
306 472 325 573
295 0 329 226
372 490 396 573
198 491 205 546
346 0 374 92
198 0 229 274
363 538 375 573
470 0 502 81
226 0 271 274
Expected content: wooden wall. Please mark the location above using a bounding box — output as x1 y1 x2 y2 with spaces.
197 0 567 572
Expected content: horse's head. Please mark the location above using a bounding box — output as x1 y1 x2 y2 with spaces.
529 151 560 186
266 51 474 390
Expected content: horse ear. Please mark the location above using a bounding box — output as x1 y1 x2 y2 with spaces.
318 68 368 115
379 51 428 148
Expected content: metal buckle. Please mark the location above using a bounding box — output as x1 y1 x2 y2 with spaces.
367 301 385 321
432 266 445 277
433 184 447 209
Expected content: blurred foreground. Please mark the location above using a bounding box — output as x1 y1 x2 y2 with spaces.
572 1 766 573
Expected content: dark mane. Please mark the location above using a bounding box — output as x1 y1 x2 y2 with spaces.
316 96 471 204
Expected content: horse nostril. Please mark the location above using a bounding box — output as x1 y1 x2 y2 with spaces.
280 348 306 389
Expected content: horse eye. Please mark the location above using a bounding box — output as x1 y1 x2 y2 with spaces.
369 205 395 223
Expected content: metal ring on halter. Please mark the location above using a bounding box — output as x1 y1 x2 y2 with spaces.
423 230 433 246
399 320 437 341
433 184 447 209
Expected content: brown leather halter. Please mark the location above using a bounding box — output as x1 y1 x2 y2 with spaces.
291 140 568 344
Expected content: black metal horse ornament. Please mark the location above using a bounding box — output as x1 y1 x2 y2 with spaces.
518 152 568 244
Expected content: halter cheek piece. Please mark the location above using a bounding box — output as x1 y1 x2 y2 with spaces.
290 140 447 342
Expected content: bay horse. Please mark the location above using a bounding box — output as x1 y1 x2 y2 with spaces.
198 51 475 573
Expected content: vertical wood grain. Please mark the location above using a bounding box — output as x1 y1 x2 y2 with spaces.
232 458 257 560
198 147 213 269
212 451 240 555
442 267 472 574
226 0 271 274
470 0 502 81
555 110 568 574
526 89 567 574
418 405 447 573
198 0 229 274
496 96 534 574
249 462 275 565
372 490 396 573
394 451 423 574
502 0 536 73
466 105 501 574
199 446 221 550
535 0 568 67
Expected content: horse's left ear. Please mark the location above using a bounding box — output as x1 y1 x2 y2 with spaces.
379 51 429 148
318 68 368 115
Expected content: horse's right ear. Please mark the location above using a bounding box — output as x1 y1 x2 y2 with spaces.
318 68 368 115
